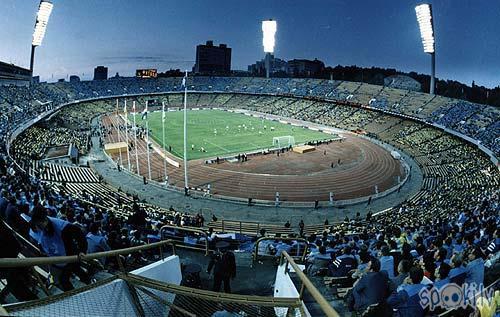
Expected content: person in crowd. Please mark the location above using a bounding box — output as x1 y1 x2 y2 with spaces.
207 242 236 293
379 245 395 279
30 206 90 291
465 247 485 286
4 196 24 231
433 262 451 289
387 267 428 317
306 245 331 275
352 249 371 279
86 222 110 264
348 258 389 313
128 203 147 229
299 219 305 236
0 220 37 302
390 259 412 291
0 189 8 218
448 253 467 285
330 246 358 277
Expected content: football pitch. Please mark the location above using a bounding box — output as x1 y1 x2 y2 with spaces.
132 109 334 160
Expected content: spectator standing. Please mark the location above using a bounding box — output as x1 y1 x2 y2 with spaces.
207 242 236 293
30 207 90 291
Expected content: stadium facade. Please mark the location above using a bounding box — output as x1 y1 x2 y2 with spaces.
0 61 31 87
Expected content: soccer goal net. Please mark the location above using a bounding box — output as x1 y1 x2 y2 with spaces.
272 136 295 148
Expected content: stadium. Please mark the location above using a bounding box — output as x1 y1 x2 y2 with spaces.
0 1 499 317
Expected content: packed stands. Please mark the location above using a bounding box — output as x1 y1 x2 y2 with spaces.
0 77 498 315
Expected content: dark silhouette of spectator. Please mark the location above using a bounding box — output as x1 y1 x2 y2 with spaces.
348 258 389 313
207 242 236 293
0 221 37 302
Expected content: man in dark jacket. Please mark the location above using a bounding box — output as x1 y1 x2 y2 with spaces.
0 190 8 218
0 220 37 302
387 267 428 317
349 258 390 312
30 206 90 291
128 203 147 229
207 241 236 293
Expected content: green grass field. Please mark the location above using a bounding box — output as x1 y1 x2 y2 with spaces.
131 109 334 160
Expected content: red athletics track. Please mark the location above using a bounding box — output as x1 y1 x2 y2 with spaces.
101 114 405 202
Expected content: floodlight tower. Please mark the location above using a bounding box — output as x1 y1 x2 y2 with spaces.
415 4 436 95
262 19 277 78
30 0 54 75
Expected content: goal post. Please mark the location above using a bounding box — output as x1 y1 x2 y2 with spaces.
272 136 295 149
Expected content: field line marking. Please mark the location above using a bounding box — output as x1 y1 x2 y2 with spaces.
203 139 231 153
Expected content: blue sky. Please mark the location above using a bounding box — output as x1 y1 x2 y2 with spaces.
0 0 498 87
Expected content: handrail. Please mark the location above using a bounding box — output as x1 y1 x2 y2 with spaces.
281 251 341 317
0 240 176 268
1 219 41 255
160 224 209 256
253 237 309 262
4 273 302 314
124 273 303 307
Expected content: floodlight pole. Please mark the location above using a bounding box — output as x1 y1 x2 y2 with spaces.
145 101 152 180
133 102 140 175
162 102 167 184
125 100 131 172
31 0 54 80
265 53 271 78
183 71 189 194
262 20 276 79
430 52 435 95
29 45 36 75
416 4 436 95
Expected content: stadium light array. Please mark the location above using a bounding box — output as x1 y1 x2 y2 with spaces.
30 0 53 75
262 20 277 53
415 3 436 94
262 19 277 78
32 0 53 46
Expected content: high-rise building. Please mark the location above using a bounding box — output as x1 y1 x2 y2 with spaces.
287 59 325 76
193 41 231 75
93 66 108 80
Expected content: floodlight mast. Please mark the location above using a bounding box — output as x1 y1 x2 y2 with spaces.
262 19 277 78
30 0 53 76
415 3 435 95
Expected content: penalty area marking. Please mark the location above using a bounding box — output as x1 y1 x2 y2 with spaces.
203 139 231 153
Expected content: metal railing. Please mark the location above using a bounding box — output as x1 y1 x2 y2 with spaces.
280 251 341 317
254 237 309 262
159 224 209 255
4 272 304 317
0 239 176 268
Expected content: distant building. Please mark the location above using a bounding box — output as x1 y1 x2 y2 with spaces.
57 78 65 82
93 66 108 80
193 41 231 75
32 76 40 84
136 69 157 78
287 59 325 77
69 75 80 83
248 55 288 76
0 61 31 87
